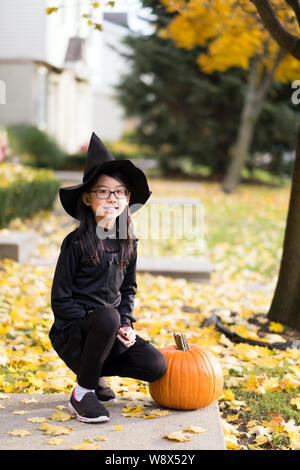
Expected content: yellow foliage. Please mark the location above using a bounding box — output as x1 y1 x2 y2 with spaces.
160 0 300 81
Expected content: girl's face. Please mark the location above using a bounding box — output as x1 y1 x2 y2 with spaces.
82 173 130 227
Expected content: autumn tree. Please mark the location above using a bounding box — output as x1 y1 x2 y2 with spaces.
246 0 300 330
116 0 252 177
161 0 300 329
159 0 300 192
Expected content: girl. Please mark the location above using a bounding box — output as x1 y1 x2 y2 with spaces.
49 132 167 423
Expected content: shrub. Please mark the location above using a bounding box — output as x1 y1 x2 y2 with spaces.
0 163 60 227
7 124 66 169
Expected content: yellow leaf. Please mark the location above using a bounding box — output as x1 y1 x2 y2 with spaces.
39 422 73 436
228 400 247 410
46 7 58 14
70 440 101 450
49 410 72 422
291 396 300 410
150 409 171 416
288 431 300 450
7 429 32 437
12 410 28 415
269 322 284 332
114 425 123 431
20 398 38 404
248 425 272 445
95 435 108 441
121 405 146 417
255 434 270 445
226 414 239 422
183 425 207 433
221 389 235 401
280 374 300 391
164 430 191 442
47 438 65 446
27 416 47 423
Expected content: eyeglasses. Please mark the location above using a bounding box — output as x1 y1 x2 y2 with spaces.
89 189 129 199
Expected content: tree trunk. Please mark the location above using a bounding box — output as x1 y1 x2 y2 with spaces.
222 56 261 193
222 49 285 193
267 126 300 330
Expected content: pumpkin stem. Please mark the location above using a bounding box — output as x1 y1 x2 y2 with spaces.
174 332 190 351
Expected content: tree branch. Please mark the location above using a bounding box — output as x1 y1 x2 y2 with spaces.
285 0 300 29
250 0 300 59
254 47 286 115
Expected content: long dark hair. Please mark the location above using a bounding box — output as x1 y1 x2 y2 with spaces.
73 169 136 270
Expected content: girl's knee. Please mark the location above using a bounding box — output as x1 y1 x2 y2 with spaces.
86 307 120 334
147 350 167 382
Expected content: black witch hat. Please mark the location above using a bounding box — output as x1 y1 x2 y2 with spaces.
59 132 152 219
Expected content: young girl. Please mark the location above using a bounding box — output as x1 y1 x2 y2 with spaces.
49 132 167 423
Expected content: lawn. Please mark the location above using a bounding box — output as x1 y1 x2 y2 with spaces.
0 177 299 450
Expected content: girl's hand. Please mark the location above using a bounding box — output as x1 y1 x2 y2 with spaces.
117 326 136 348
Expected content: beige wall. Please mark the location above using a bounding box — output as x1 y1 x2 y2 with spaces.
0 60 92 154
0 61 35 125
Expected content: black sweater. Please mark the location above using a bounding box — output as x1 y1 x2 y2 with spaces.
50 229 138 334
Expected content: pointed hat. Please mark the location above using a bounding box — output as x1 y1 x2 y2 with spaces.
59 132 152 219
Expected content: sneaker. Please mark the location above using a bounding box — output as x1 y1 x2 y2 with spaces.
68 390 110 423
95 384 116 404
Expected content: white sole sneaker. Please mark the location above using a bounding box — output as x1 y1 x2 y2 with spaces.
68 401 110 423
99 397 117 405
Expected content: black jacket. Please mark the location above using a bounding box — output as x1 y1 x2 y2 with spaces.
49 229 138 339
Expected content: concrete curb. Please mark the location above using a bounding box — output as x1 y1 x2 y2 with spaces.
0 394 225 450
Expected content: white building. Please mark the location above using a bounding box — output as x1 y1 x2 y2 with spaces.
0 0 134 153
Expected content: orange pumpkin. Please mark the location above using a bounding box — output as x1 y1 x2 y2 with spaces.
149 332 223 410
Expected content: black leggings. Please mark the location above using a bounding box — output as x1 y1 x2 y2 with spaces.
72 307 167 389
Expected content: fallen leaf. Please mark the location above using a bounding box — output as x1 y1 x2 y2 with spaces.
226 414 239 422
114 425 123 431
248 425 272 445
121 405 146 417
70 439 101 450
269 322 284 333
20 398 38 404
222 389 235 401
288 431 300 450
290 396 300 410
47 438 65 446
95 435 108 441
183 425 207 433
39 422 73 436
12 410 28 415
7 429 32 437
48 410 72 422
27 416 47 423
150 409 171 416
164 430 191 442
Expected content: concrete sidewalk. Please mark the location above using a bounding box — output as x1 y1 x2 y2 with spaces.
0 393 225 450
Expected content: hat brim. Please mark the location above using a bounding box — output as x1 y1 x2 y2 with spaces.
59 160 152 219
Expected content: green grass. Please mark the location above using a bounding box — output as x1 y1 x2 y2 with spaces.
235 388 300 424
228 365 300 425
